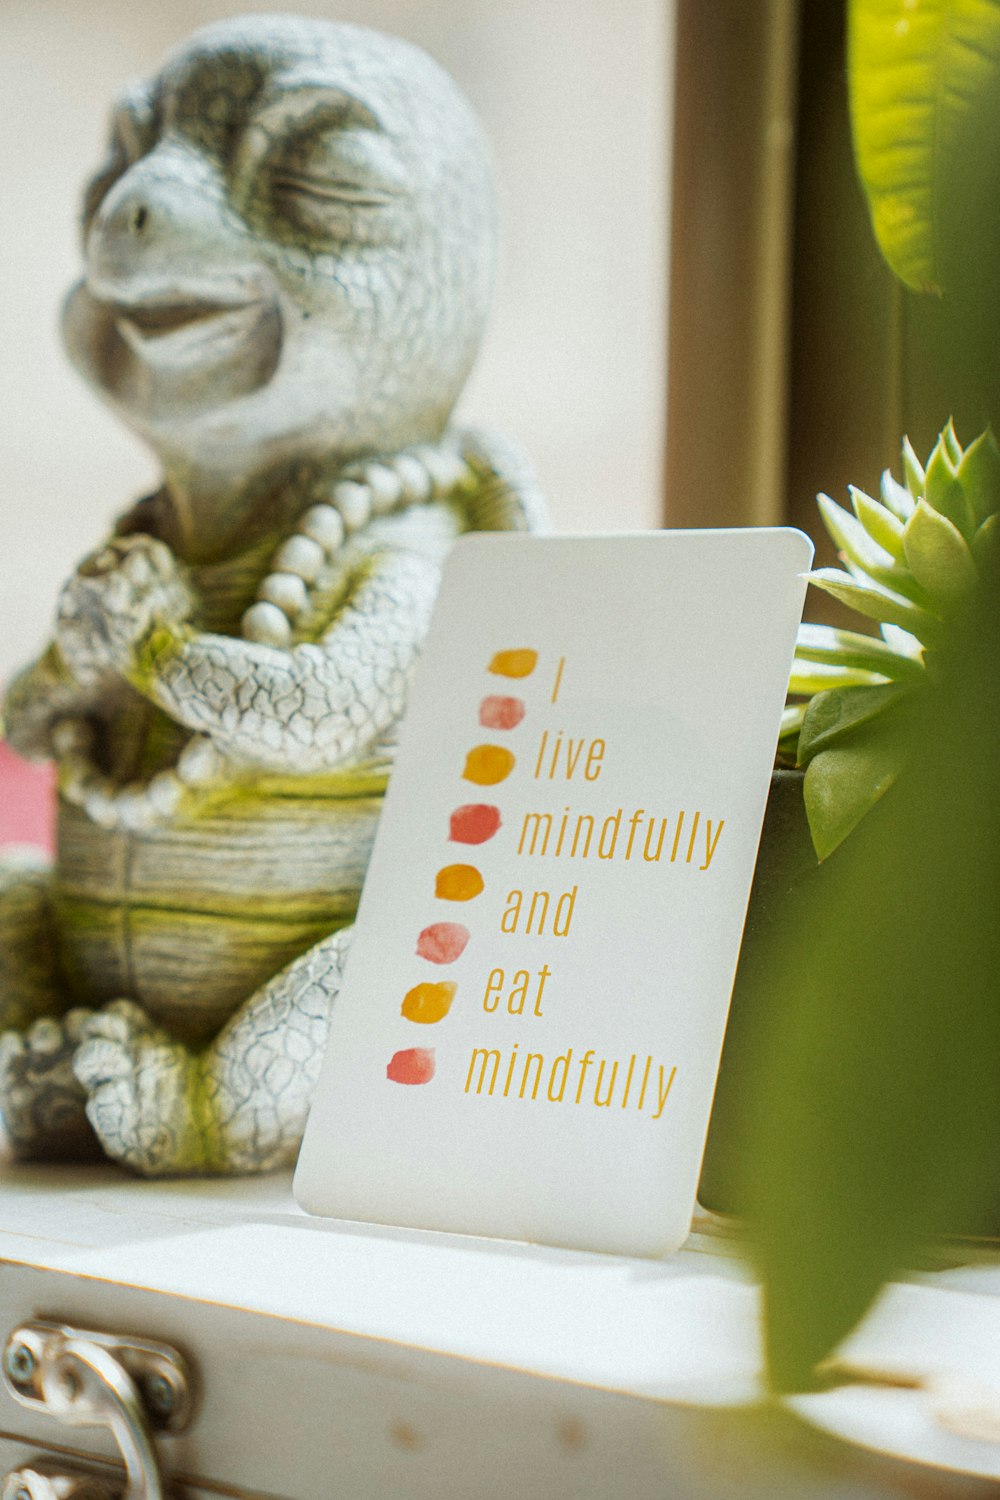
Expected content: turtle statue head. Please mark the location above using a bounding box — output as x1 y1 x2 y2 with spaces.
62 14 497 485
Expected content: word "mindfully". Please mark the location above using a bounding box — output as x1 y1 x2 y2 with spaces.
464 1045 678 1119
516 806 724 871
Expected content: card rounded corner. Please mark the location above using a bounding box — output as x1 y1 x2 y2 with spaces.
292 1155 322 1219
779 525 816 570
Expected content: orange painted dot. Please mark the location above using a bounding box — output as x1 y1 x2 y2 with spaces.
401 981 456 1024
435 864 484 901
463 745 515 786
488 649 538 679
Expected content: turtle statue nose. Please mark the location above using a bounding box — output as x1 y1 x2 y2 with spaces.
94 182 158 252
85 144 231 292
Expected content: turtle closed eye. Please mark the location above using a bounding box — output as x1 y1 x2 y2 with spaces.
266 127 408 244
269 173 400 209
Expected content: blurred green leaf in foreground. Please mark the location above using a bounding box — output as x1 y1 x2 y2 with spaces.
850 0 1000 296
746 549 1000 1391
849 0 1000 433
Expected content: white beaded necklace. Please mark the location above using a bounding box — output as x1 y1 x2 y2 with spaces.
54 438 475 832
241 440 473 647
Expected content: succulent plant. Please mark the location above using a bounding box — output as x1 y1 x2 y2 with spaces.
781 421 1000 860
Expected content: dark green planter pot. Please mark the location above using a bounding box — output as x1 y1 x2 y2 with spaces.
698 768 819 1218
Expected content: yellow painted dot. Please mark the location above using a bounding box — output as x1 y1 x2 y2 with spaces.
462 744 516 786
488 648 538 679
435 864 484 901
401 981 457 1024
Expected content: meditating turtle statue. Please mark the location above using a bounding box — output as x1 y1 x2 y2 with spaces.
0 15 547 1175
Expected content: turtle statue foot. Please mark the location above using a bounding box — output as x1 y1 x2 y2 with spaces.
0 1011 97 1161
70 929 351 1178
73 1000 204 1176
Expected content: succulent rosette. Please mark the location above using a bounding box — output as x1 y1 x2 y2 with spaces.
782 422 1000 859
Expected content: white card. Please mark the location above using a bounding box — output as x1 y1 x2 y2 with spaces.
295 529 813 1256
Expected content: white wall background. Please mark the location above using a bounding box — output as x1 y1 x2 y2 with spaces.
0 0 670 682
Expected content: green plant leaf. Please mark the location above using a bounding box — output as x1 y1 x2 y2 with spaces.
900 440 925 501
957 427 1000 525
851 486 906 559
881 469 917 521
779 702 807 754
972 510 1000 566
795 622 925 681
797 683 909 766
924 434 976 537
880 621 925 659
808 568 943 641
903 499 978 607
803 726 904 861
848 0 1000 294
846 556 934 608
818 495 923 599
789 662 887 695
780 702 807 733
942 417 963 466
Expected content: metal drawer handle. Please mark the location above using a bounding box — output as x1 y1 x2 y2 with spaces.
2 1458 118 1500
2 1322 192 1500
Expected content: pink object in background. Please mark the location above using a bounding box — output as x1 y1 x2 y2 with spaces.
0 743 56 853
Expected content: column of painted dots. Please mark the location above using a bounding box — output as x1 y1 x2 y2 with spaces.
385 648 538 1086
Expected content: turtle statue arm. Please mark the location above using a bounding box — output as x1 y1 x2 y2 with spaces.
2 491 199 764
53 432 543 784
53 522 452 779
3 642 105 761
145 543 440 774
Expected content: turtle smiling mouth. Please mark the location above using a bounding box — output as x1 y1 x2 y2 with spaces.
114 299 245 337
108 293 275 368
63 276 284 414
